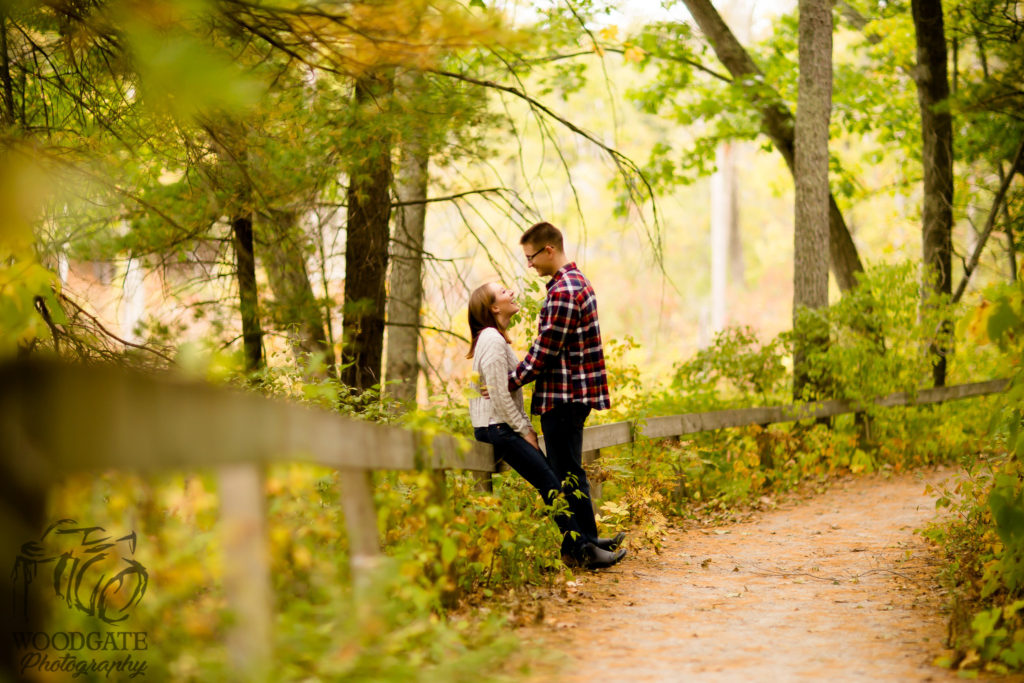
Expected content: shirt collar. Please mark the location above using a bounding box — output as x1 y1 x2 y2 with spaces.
546 262 577 291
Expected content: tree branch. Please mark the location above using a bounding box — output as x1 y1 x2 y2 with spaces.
952 135 1024 302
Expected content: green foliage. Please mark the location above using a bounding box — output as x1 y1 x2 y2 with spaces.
37 463 535 681
920 274 1024 673
594 262 989 534
377 470 566 604
795 262 954 405
672 325 787 406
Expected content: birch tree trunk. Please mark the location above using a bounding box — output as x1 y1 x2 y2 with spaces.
912 0 954 387
793 0 832 400
385 70 429 408
710 141 737 335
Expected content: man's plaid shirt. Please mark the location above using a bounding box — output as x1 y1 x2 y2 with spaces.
509 262 611 415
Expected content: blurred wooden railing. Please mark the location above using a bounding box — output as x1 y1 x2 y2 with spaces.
0 361 1009 679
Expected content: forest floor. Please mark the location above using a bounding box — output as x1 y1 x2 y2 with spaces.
518 466 1019 682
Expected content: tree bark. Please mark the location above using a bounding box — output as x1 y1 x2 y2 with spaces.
0 6 15 128
385 71 429 408
341 70 394 391
682 0 864 293
262 209 333 372
232 214 263 373
911 0 954 387
793 0 833 400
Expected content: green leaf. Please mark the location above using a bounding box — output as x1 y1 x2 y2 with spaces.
990 487 1024 545
441 537 457 566
987 299 1020 346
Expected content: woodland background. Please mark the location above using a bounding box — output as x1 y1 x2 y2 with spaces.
2 0 1024 678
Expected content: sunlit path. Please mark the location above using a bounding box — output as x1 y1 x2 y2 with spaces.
524 467 975 682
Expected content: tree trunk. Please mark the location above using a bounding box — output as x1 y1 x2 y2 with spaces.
683 0 864 293
262 208 333 372
120 254 145 344
912 0 954 387
792 0 833 401
385 72 429 408
999 161 1018 282
0 6 15 128
232 214 263 373
341 70 394 391
710 141 737 334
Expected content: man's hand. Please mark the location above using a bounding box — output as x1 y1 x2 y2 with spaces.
525 429 540 451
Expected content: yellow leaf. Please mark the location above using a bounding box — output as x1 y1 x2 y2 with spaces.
623 45 646 63
293 545 313 569
599 26 619 41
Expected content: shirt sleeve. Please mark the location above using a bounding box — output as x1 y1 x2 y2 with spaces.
509 286 578 391
478 332 533 438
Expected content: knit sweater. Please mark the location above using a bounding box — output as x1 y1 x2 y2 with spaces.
469 328 533 438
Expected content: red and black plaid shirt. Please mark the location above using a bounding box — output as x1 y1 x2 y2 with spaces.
509 263 611 415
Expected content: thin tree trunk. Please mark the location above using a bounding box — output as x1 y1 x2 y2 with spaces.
385 72 429 408
262 209 333 372
710 141 736 334
1005 208 1018 282
912 0 954 387
998 161 1019 282
683 0 864 293
233 214 263 373
342 70 394 391
0 7 14 128
792 0 832 401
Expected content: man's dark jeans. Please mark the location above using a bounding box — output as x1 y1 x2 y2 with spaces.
474 424 586 558
539 402 599 556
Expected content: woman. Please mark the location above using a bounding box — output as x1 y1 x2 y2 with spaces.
466 282 626 569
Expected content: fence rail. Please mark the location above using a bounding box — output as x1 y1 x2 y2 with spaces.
0 361 1010 679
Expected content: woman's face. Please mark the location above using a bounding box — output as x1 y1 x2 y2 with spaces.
490 283 520 317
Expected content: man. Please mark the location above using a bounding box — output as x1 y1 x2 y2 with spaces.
509 221 627 569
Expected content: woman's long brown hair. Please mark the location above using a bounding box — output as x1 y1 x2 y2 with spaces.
467 283 510 359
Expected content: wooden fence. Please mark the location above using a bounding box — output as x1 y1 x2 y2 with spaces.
0 360 1010 679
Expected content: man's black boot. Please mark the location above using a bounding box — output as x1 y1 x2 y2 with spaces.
595 532 626 551
582 542 626 569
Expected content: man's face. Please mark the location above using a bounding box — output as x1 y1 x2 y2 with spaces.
523 242 553 276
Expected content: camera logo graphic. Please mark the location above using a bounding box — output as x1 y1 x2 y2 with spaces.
12 519 149 625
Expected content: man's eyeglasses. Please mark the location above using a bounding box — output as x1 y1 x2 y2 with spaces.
526 245 548 264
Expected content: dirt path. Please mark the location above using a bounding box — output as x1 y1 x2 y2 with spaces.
522 467 982 682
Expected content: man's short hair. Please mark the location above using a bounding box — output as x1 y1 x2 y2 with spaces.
520 222 564 252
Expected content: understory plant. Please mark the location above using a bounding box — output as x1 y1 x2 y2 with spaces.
921 275 1024 675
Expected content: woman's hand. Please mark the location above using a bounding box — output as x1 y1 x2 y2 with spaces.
524 429 540 451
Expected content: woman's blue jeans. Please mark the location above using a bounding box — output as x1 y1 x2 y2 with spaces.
474 424 586 559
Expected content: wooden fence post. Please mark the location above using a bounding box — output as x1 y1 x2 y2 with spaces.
470 471 493 493
219 463 272 681
338 469 381 587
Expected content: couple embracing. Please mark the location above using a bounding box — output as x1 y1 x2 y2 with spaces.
467 221 627 570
